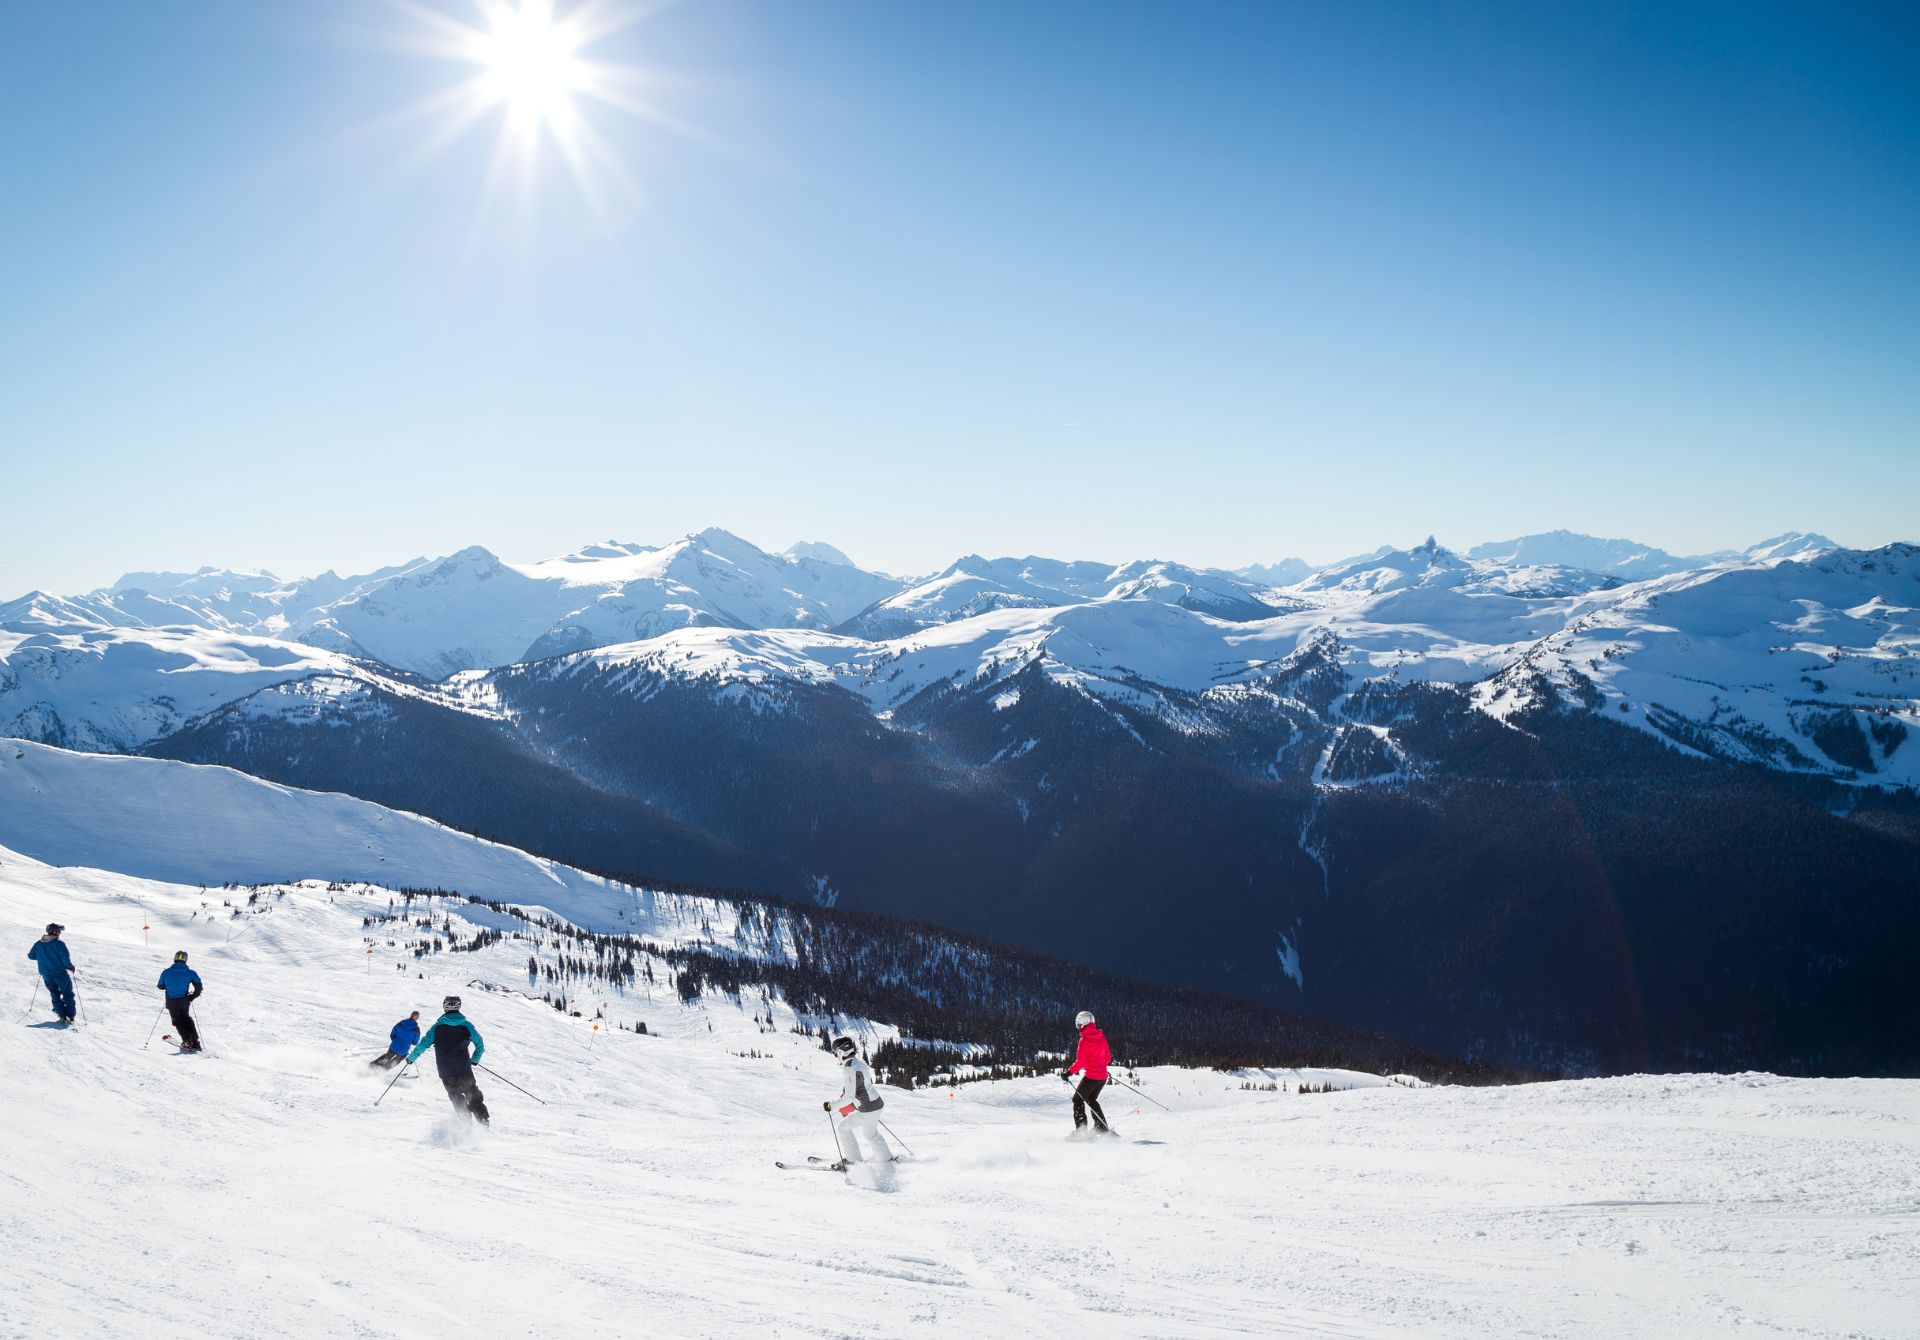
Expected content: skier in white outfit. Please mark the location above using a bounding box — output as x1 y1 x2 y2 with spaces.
824 1035 893 1165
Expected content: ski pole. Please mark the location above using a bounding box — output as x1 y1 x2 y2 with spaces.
20 979 40 1020
143 1004 166 1049
879 1120 915 1159
374 1062 411 1106
825 1108 848 1167
1104 1075 1171 1111
476 1063 548 1105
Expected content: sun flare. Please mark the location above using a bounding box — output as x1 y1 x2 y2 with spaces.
474 1 583 129
376 0 711 232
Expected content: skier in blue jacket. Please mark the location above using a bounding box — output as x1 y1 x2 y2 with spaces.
370 1011 422 1069
27 923 77 1024
405 996 490 1124
157 951 204 1052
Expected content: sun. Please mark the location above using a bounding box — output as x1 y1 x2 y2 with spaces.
371 0 714 232
473 1 583 130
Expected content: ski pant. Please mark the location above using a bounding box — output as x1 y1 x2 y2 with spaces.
41 970 75 1020
836 1108 891 1164
369 1050 406 1069
440 1071 490 1124
166 997 201 1049
1072 1078 1109 1132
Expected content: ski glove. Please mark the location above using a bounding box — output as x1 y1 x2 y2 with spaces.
823 1101 832 1112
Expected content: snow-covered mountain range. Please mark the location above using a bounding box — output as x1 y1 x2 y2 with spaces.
5 526 1907 786
6 526 1916 1074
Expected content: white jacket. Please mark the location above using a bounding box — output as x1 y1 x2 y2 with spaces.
833 1056 885 1115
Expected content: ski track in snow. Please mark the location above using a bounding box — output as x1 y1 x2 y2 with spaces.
3 852 1916 1340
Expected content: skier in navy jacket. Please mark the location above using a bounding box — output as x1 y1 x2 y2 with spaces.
370 1011 422 1069
27 924 77 1024
406 997 490 1124
157 951 204 1051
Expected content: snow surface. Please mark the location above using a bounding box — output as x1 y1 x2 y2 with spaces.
5 842 1916 1340
2 743 1916 1337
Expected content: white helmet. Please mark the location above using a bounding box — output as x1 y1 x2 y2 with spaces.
1075 1010 1095 1028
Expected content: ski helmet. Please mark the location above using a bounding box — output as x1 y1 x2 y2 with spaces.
1075 1010 1095 1028
45 923 63 936
443 995 462 1012
832 1036 857 1059
174 950 189 963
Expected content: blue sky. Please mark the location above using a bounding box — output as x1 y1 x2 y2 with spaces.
2 0 1916 591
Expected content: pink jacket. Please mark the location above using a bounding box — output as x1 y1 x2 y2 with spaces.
1068 1024 1111 1081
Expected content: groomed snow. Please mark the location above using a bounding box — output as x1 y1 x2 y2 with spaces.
3 850 1914 1340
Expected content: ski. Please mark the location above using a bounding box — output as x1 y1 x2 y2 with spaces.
775 1160 845 1172
161 1035 208 1055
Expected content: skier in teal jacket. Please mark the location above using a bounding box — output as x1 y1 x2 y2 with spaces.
406 996 490 1124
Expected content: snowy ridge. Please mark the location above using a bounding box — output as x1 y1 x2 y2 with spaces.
0 624 369 752
17 529 904 682
840 553 1282 639
1474 544 1920 784
0 739 664 930
293 530 903 676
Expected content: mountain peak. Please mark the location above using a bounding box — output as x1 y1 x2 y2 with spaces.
1745 532 1837 562
439 545 503 569
685 527 770 561
784 541 856 568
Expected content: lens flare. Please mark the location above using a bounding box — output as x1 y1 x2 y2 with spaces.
474 2 582 131
366 0 727 235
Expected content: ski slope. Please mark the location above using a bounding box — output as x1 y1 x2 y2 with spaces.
0 739 658 931
4 848 1915 1340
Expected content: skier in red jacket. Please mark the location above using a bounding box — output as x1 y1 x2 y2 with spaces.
1062 1009 1114 1138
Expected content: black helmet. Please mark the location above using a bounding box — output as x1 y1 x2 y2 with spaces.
831 1036 857 1059
443 995 462 1012
45 923 63 936
174 950 189 963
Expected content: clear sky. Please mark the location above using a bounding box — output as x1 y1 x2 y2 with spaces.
2 0 1916 592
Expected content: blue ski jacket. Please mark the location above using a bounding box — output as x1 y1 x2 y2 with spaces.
28 936 73 978
157 962 203 999
407 1012 484 1075
388 1017 422 1056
